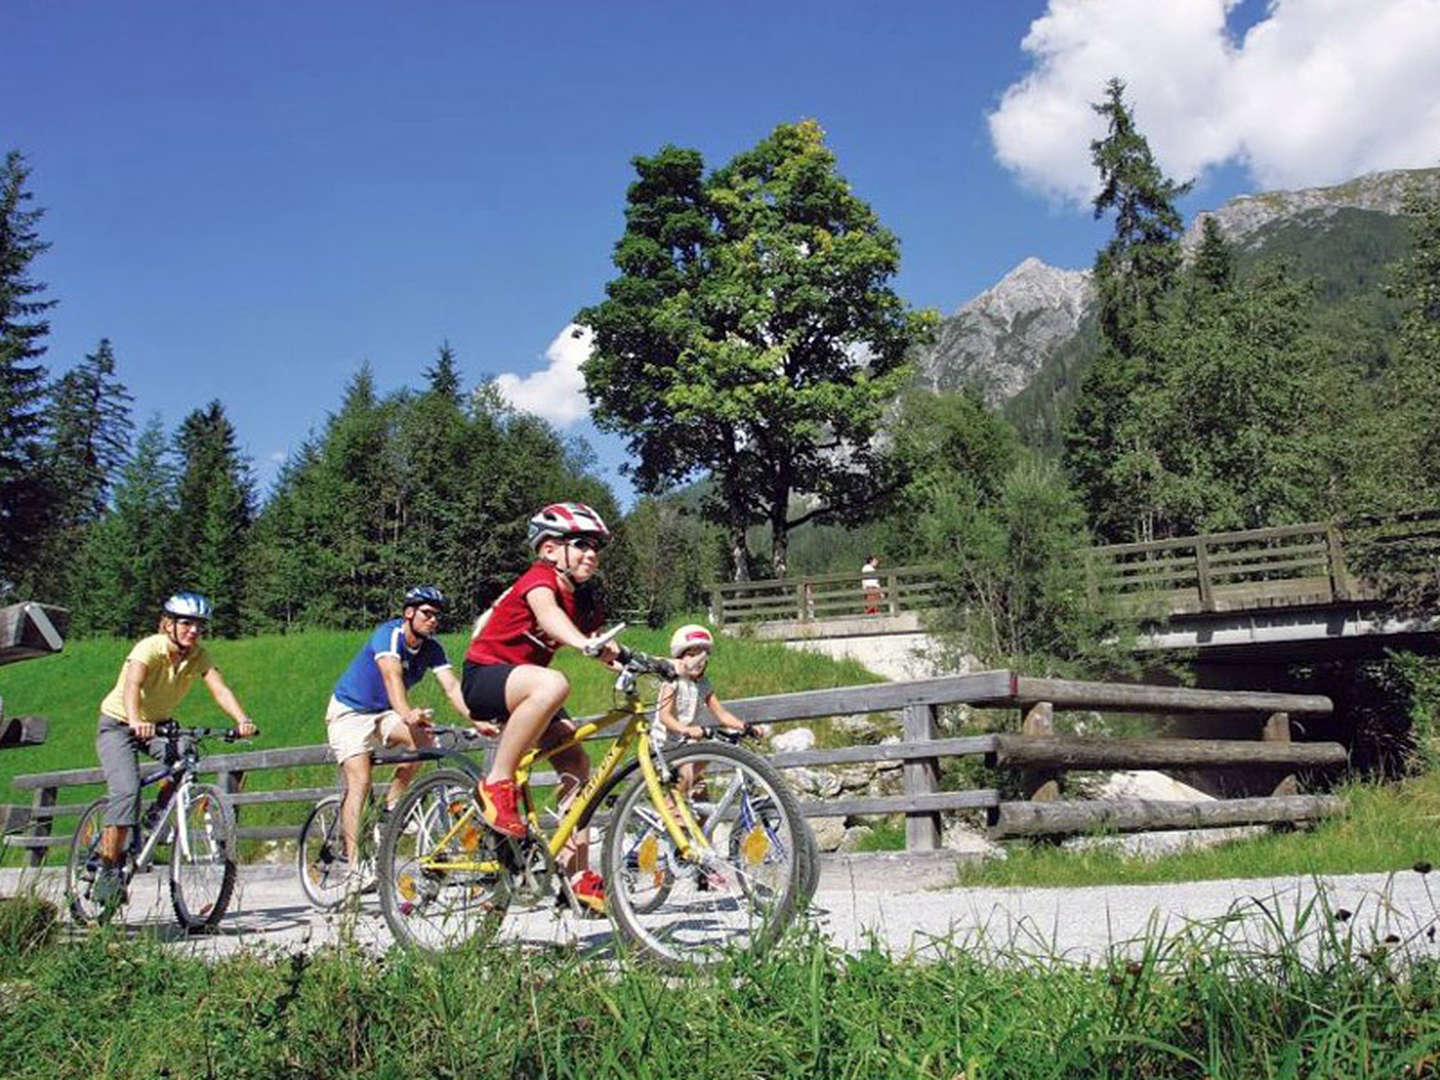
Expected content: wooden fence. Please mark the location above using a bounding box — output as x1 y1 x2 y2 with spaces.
708 511 1440 627
709 564 945 626
4 671 1343 860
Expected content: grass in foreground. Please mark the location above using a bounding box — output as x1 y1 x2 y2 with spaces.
957 768 1440 889
2 896 1439 1079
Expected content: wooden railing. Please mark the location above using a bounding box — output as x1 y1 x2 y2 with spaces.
709 510 1440 627
709 564 945 626
5 672 1342 860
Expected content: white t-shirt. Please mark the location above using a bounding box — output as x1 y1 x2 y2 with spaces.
861 561 880 589
650 675 715 743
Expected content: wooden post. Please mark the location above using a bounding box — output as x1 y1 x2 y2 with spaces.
27 785 56 867
1326 526 1353 601
901 703 941 851
887 572 899 616
1263 712 1299 796
1020 701 1061 802
709 588 724 627
1194 540 1215 612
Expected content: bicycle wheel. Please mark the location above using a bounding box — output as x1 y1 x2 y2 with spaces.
65 798 116 924
297 794 351 910
169 782 238 930
601 741 805 968
377 769 510 951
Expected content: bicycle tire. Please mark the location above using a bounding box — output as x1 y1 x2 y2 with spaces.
65 798 116 925
169 782 238 930
377 768 510 951
601 741 805 969
297 794 350 910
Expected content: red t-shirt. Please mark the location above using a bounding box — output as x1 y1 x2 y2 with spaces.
465 562 595 667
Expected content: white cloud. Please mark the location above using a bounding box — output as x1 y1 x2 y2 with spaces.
493 324 593 426
988 0 1440 204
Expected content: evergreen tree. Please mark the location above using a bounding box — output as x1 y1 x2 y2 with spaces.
1064 79 1192 543
75 417 175 635
1192 215 1235 294
26 338 134 600
424 341 462 404
173 401 254 636
0 150 57 592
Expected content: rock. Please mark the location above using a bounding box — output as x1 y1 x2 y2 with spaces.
832 714 885 742
788 767 843 799
944 826 1006 859
866 769 905 797
1097 770 1214 802
838 825 874 853
771 727 815 753
835 765 876 792
808 816 847 852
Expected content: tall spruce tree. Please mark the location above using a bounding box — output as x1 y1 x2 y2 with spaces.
76 417 176 635
27 338 135 600
173 401 254 636
0 150 58 592
1064 79 1192 543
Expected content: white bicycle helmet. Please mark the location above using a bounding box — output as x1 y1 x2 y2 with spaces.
527 501 611 551
669 624 715 657
163 592 213 621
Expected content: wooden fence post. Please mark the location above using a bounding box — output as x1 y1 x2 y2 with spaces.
1020 701 1061 802
1262 712 1299 796
27 785 55 867
887 572 900 616
1195 540 1215 612
709 588 724 627
1326 526 1353 601
901 703 941 851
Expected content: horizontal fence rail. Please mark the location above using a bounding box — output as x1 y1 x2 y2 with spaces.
708 510 1440 629
5 671 1344 861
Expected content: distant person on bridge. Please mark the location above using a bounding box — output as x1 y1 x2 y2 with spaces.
461 501 622 914
326 586 489 881
862 555 883 614
91 592 257 905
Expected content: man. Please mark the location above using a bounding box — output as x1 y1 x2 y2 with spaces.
326 585 494 878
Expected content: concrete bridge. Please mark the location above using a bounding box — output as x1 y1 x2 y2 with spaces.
708 511 1440 670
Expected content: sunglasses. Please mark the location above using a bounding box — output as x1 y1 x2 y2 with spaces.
414 607 443 621
175 618 207 632
567 537 602 552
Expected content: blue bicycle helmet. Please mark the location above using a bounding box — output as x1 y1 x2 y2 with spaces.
403 585 447 611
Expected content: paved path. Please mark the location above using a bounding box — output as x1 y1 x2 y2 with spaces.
6 855 1438 964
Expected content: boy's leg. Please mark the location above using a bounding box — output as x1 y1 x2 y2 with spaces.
487 666 569 780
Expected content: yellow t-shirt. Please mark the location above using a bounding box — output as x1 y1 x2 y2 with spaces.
99 634 214 723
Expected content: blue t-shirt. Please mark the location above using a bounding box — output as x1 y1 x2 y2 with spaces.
332 619 450 713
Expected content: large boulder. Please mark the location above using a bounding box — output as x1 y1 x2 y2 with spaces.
808 816 848 852
771 727 816 754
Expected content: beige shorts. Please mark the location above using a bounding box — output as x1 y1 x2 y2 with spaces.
325 695 408 763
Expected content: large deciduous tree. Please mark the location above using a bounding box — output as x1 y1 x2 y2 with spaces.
581 120 933 579
0 150 57 591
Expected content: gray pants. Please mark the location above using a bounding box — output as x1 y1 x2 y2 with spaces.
96 714 170 828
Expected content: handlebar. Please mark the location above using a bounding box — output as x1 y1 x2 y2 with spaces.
153 721 259 743
705 724 762 744
583 622 627 657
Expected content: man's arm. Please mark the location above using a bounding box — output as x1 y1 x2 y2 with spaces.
202 667 257 736
376 655 427 726
433 667 499 736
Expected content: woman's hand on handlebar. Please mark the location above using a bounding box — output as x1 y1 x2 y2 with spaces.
235 717 258 739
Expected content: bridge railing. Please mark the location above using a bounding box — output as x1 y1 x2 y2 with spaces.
708 564 945 626
5 672 1342 860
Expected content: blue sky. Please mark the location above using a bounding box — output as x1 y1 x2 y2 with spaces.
6 0 1438 503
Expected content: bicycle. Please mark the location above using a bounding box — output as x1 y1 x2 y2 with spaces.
376 627 815 968
66 722 255 930
297 722 488 910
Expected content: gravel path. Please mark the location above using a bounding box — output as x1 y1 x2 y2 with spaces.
6 855 1438 964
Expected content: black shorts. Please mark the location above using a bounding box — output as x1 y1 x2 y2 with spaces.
461 662 572 727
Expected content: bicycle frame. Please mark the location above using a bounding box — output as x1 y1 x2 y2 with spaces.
123 766 200 876
419 697 709 875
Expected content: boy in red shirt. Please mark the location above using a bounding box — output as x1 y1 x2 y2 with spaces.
461 501 620 911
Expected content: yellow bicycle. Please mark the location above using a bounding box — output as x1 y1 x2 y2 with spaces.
375 632 812 967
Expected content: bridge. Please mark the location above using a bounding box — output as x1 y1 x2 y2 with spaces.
707 511 1440 665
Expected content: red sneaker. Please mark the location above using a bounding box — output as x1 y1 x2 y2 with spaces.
478 778 527 839
571 870 606 914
